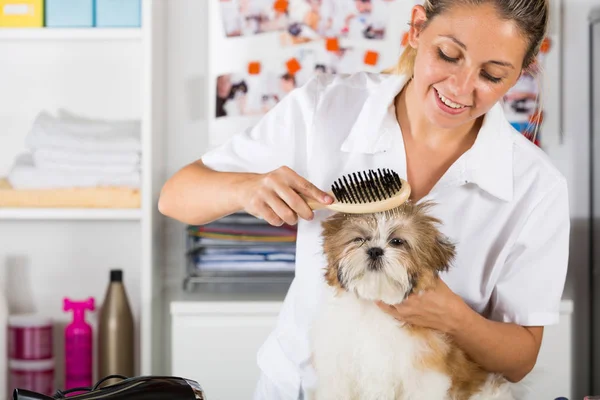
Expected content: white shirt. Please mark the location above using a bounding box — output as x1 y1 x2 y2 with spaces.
201 72 570 398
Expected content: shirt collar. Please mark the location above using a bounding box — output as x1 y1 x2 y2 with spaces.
465 102 515 202
339 73 515 202
340 73 409 154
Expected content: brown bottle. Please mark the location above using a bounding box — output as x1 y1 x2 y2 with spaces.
98 269 134 387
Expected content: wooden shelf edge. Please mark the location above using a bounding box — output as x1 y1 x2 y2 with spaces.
0 28 142 40
0 207 142 220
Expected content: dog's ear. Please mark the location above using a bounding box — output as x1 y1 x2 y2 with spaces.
433 234 456 273
320 213 349 291
324 260 346 290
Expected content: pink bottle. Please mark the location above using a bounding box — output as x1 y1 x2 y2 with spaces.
63 297 95 393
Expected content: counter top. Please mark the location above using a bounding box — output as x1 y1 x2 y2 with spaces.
168 279 289 314
169 279 575 316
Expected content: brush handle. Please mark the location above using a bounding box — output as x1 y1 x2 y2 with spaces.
302 194 332 211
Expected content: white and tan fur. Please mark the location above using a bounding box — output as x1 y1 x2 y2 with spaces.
307 201 514 400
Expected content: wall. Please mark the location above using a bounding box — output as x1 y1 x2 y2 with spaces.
163 0 210 373
561 0 597 397
163 0 209 284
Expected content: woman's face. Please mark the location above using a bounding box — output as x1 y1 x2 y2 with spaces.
408 3 529 130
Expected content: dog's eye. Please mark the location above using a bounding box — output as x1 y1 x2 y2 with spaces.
352 237 364 243
390 238 405 246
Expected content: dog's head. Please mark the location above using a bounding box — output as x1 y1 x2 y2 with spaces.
320 201 455 304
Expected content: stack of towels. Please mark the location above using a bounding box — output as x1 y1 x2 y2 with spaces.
7 109 141 190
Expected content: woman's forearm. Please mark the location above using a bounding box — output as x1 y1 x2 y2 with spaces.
158 160 257 225
449 305 542 383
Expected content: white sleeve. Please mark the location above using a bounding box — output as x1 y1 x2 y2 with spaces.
488 178 570 326
201 76 319 176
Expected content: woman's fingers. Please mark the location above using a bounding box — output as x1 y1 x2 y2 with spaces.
264 191 298 226
290 175 333 205
276 166 332 205
243 166 332 226
251 202 283 227
275 184 314 222
376 301 397 315
376 300 412 322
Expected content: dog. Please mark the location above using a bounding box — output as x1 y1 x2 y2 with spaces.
307 201 514 400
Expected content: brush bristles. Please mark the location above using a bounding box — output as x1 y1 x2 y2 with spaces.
331 168 402 204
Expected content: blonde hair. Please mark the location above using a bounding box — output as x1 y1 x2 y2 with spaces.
385 0 549 142
386 0 549 75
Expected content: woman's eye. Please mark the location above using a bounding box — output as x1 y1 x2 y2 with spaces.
390 238 405 246
438 47 503 84
438 48 458 63
481 70 502 84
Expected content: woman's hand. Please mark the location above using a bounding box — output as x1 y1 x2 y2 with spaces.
377 277 544 383
240 166 333 226
376 277 470 334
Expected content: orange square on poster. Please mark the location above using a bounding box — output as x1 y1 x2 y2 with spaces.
286 58 301 74
540 37 551 54
273 0 288 13
325 37 340 52
364 50 379 66
401 32 409 47
248 62 261 74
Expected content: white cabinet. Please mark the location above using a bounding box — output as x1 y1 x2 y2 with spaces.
171 297 573 400
171 301 281 399
515 299 574 400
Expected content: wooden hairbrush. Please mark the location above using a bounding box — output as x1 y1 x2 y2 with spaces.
305 168 411 214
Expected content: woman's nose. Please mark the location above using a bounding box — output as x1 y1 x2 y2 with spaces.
449 69 477 99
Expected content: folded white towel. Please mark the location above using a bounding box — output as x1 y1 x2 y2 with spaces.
33 148 141 171
57 108 139 125
8 154 141 190
33 156 140 175
25 112 141 152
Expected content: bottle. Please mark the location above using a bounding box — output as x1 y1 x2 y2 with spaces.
0 262 8 400
63 297 95 393
98 269 134 387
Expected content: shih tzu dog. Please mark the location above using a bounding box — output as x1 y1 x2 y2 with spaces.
307 201 514 400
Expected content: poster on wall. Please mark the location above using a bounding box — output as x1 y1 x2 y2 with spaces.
502 70 539 131
316 46 368 74
216 49 319 118
501 38 551 147
215 45 376 119
219 0 289 37
280 0 395 45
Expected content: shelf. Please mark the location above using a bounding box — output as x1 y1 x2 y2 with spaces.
0 208 142 220
0 28 142 41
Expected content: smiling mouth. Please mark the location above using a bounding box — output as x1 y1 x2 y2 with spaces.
435 88 470 109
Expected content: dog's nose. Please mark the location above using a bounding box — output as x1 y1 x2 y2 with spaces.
367 247 384 259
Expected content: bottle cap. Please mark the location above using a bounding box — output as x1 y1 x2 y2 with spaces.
8 314 52 328
9 358 55 371
110 269 123 282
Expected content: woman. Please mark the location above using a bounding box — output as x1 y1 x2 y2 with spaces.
159 0 569 399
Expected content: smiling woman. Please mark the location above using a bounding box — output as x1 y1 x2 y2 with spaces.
159 0 569 398
405 3 531 129
388 0 547 203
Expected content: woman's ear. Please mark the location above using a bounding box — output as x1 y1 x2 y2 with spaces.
408 5 427 49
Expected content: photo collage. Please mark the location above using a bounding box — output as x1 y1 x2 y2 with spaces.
215 0 401 119
216 46 370 118
214 0 553 149
219 0 395 41
501 40 551 147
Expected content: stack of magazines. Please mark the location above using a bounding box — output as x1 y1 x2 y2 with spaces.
187 212 297 274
